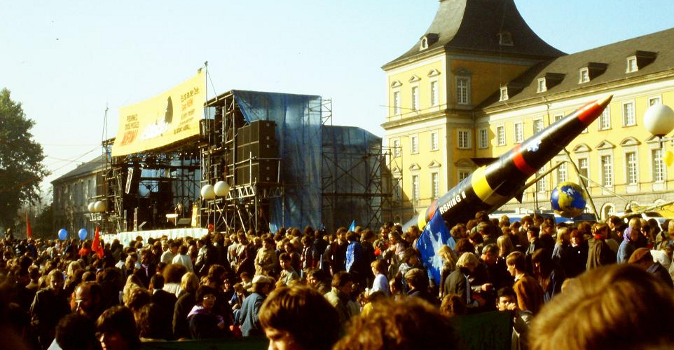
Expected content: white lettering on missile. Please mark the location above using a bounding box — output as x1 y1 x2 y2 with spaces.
527 139 541 152
438 191 467 215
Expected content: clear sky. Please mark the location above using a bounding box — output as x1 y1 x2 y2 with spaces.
2 0 673 196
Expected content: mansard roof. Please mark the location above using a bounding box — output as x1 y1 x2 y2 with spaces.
482 27 674 109
383 0 564 69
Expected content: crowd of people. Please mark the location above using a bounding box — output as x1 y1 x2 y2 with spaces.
2 211 674 350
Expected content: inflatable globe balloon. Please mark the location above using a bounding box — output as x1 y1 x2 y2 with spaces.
214 181 230 197
551 181 587 218
58 229 68 240
78 228 88 240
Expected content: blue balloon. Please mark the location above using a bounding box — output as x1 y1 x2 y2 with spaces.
58 229 68 240
78 228 88 240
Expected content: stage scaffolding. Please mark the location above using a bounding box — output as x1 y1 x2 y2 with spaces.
102 139 201 234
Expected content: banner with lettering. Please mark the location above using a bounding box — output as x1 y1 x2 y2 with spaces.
111 71 205 156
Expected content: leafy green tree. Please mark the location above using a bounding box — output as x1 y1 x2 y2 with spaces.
0 88 48 229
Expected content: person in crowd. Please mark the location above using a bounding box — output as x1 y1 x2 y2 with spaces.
587 223 616 270
538 222 556 253
254 234 278 277
194 235 217 277
187 285 231 339
440 293 466 317
496 286 532 350
395 248 423 293
306 268 331 295
530 264 674 350
171 245 194 273
444 252 486 312
160 241 179 265
531 248 566 303
437 244 458 299
369 259 390 296
53 314 98 350
72 281 105 321
628 247 674 288
172 272 199 340
324 271 360 326
333 297 458 350
95 306 141 350
566 229 588 277
482 243 510 292
276 253 300 288
345 231 368 287
31 269 71 349
259 285 339 350
506 251 544 315
551 226 570 265
239 274 273 337
405 268 437 306
617 217 641 263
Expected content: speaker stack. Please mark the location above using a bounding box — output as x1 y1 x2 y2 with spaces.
235 120 278 185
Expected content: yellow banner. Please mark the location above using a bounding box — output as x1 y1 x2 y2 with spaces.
112 71 205 156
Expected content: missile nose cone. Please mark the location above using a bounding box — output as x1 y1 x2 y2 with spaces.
597 95 613 108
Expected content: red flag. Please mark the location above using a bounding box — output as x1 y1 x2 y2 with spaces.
26 213 33 239
92 226 104 258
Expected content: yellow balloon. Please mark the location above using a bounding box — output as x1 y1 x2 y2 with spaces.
665 151 674 167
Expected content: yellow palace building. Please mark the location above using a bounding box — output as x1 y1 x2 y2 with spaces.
382 0 674 223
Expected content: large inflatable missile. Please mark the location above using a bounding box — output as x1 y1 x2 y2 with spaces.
410 95 613 230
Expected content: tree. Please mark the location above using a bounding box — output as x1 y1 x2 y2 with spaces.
0 88 48 229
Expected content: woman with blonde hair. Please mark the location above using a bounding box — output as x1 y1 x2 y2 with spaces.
437 245 458 299
173 272 199 339
497 235 515 258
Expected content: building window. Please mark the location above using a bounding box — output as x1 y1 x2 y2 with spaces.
626 152 638 185
653 149 665 182
599 108 611 130
392 139 400 158
479 128 488 149
537 78 547 93
458 129 471 149
623 102 635 126
458 170 470 182
601 155 613 187
430 131 439 151
499 87 508 101
412 175 420 202
410 135 419 154
626 57 637 73
514 122 524 143
649 96 662 106
456 77 470 105
579 68 590 83
578 158 589 187
393 91 401 115
498 31 513 46
537 167 547 193
411 86 419 111
557 162 567 184
431 172 439 200
497 126 506 146
430 81 438 106
533 119 544 134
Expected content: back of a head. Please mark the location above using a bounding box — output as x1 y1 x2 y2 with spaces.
96 306 140 350
333 297 457 350
530 264 674 350
260 285 339 350
55 314 97 350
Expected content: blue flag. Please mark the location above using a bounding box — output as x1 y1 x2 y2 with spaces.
348 220 356 232
415 213 455 285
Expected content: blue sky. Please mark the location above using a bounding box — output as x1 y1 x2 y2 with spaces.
1 0 673 193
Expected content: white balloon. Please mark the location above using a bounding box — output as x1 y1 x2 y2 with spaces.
201 184 216 200
644 104 674 137
214 181 230 197
94 201 107 213
88 202 96 213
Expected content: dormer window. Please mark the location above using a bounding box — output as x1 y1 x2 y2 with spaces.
626 57 638 73
419 33 439 51
499 86 509 101
498 31 513 46
579 68 590 83
420 37 428 50
626 51 657 73
537 73 564 93
537 78 547 93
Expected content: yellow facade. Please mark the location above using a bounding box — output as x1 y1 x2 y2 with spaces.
383 52 541 222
